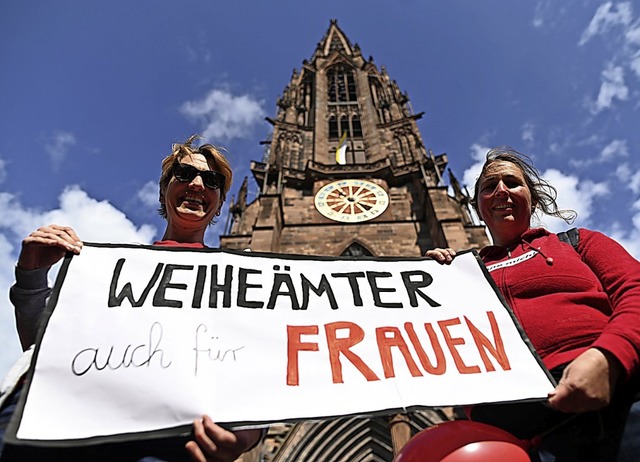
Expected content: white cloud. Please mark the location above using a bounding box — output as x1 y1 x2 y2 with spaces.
631 173 640 194
627 22 640 45
0 187 157 245
608 198 640 259
625 20 640 77
180 89 266 142
532 0 568 29
630 52 640 78
43 131 77 169
0 187 157 377
186 46 213 65
569 138 629 168
609 167 640 253
579 1 633 46
591 64 629 113
137 180 159 209
600 138 628 160
0 233 22 381
536 168 609 232
617 163 640 194
462 143 490 191
0 158 7 184
531 1 549 29
579 3 640 111
521 123 535 144
615 162 632 181
532 1 549 28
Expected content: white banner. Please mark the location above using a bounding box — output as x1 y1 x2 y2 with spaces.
10 244 554 445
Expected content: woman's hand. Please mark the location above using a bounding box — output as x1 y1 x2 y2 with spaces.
17 224 83 270
425 248 456 265
547 348 622 413
186 416 263 462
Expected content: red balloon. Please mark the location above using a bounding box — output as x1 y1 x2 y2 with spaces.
393 420 531 462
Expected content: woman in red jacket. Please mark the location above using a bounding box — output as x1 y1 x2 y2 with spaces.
0 135 262 462
428 147 640 461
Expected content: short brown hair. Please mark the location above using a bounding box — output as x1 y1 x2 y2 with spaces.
158 134 233 219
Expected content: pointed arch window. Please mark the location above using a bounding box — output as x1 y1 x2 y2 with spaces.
328 116 339 139
339 116 350 137
394 135 407 165
328 67 357 103
329 113 363 142
351 115 363 138
393 130 417 165
341 242 373 257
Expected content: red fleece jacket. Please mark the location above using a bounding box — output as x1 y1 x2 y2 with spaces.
480 227 640 378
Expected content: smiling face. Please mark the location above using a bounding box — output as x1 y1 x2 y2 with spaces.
476 160 534 247
161 153 221 232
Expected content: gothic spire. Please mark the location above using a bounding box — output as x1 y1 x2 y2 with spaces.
311 19 355 61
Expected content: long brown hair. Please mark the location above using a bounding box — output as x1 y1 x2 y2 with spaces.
471 146 576 224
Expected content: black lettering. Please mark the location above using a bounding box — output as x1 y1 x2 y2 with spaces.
192 265 207 308
331 272 365 306
237 267 264 308
300 273 338 310
367 271 402 308
108 258 164 307
71 322 172 376
153 264 194 308
209 264 233 308
267 268 300 309
193 324 245 376
401 270 441 307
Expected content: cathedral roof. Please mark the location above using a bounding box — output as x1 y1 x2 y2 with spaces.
311 19 356 61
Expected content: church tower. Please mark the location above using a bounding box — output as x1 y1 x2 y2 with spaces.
221 20 489 462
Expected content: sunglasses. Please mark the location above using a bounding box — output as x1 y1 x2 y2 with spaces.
172 162 225 191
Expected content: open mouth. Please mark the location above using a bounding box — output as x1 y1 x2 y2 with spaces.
181 194 206 209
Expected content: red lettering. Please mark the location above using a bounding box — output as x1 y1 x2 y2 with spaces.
438 318 480 374
325 321 380 383
465 311 511 372
288 316 504 386
376 326 422 378
404 322 446 375
286 325 319 386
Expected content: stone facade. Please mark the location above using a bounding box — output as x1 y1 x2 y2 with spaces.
220 20 489 462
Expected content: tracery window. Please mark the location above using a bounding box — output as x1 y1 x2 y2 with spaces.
327 66 364 160
328 113 363 141
351 115 362 138
328 67 357 103
340 116 350 137
329 117 339 139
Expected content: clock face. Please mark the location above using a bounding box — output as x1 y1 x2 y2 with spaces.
314 179 389 223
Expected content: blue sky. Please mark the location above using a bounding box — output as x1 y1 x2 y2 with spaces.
0 0 638 376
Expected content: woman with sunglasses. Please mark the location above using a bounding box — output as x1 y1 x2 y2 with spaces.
0 135 262 462
157 135 231 245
